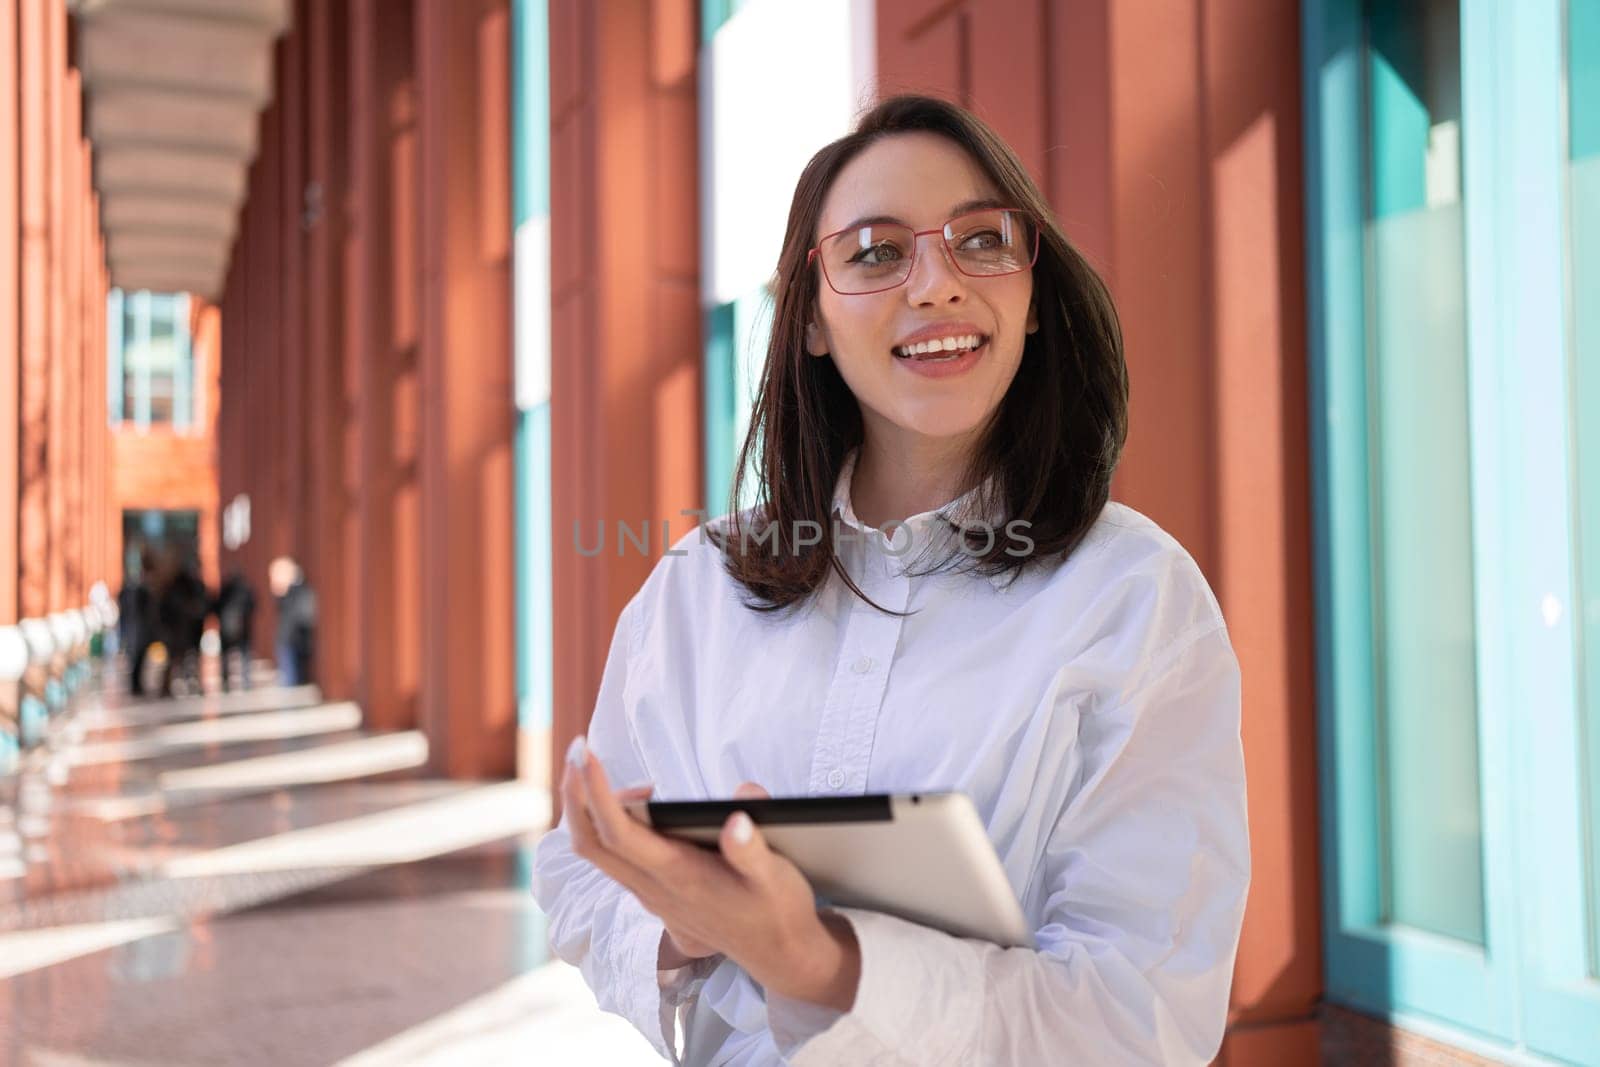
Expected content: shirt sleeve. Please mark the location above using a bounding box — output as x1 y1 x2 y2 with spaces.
766 621 1251 1066
530 597 687 1063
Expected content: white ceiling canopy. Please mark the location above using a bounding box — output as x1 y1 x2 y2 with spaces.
69 0 290 300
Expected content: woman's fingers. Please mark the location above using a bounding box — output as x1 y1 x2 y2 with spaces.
718 809 778 889
616 784 653 825
725 783 772 881
561 759 659 888
578 745 680 865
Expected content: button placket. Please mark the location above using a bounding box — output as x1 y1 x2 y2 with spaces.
806 561 873 793
807 547 904 795
836 568 909 793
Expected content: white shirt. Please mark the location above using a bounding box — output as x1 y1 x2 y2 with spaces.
531 447 1250 1066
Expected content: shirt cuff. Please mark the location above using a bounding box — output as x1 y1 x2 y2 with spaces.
606 894 683 1063
766 907 983 1066
658 951 721 1006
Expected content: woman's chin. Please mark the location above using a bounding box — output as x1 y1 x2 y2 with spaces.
881 407 994 443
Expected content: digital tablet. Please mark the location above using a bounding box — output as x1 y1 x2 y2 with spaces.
623 790 1034 949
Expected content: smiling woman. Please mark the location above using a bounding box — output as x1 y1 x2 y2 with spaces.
716 97 1128 612
532 94 1249 1067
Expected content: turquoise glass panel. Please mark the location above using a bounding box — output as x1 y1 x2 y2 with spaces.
1566 0 1600 978
1363 0 1486 946
703 288 772 521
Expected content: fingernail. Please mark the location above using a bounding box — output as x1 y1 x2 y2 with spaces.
729 811 753 845
565 734 588 770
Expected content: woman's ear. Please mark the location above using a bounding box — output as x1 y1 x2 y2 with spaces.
805 319 830 357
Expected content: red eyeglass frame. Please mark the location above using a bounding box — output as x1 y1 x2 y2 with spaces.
805 207 1041 296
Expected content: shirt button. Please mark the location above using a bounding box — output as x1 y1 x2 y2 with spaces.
827 769 846 789
851 656 874 674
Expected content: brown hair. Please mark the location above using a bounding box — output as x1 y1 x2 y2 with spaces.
708 94 1128 615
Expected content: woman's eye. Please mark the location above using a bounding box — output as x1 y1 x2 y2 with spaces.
849 243 903 266
957 229 1003 251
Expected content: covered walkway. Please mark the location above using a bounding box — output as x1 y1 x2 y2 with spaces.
1 670 659 1064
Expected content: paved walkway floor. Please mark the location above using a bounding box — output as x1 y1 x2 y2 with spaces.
0 670 663 1066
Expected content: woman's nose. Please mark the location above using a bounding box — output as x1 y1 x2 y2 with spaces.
903 236 968 306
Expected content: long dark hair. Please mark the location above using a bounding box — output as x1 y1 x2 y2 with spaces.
708 94 1128 615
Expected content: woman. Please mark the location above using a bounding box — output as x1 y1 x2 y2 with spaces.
532 94 1249 1066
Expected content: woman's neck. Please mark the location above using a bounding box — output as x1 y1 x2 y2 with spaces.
849 436 977 530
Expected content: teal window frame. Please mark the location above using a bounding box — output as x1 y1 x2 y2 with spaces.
703 289 771 521
1305 0 1600 1060
700 0 755 44
704 301 737 515
512 0 554 759
1570 0 1600 996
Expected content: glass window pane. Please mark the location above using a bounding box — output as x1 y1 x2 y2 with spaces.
731 287 771 514
148 371 175 425
1564 0 1600 979
116 290 195 428
1363 0 1486 945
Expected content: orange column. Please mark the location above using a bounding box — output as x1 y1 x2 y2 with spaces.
548 0 703 815
875 1 1323 1061
269 77 289 659
75 160 86 604
84 189 102 598
278 5 308 567
73 102 84 604
414 0 515 778
303 0 351 701
44 0 66 615
191 301 222 589
59 71 82 608
18 0 53 621
219 248 245 585
94 225 109 592
241 87 283 664
253 69 278 628
96 214 107 593
1109 5 1320 1060
345 0 422 732
0 0 19 623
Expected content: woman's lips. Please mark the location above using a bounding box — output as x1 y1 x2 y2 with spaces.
892 337 987 379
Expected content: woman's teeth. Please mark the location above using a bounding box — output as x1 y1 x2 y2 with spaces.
893 334 984 360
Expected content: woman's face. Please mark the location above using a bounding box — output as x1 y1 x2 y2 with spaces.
806 132 1037 454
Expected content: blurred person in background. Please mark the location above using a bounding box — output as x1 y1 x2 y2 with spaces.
118 547 158 697
269 556 316 687
212 568 257 692
533 95 1248 1066
156 552 209 698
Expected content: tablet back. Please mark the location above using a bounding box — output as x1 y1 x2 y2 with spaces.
640 791 1033 949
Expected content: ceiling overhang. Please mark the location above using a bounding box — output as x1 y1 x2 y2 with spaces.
69 0 290 301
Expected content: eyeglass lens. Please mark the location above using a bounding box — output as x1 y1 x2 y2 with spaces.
818 209 1034 294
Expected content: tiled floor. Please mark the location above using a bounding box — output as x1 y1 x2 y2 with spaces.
0 670 664 1066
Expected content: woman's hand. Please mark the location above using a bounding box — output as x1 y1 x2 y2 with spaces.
560 736 860 1011
656 781 772 964
608 783 714 962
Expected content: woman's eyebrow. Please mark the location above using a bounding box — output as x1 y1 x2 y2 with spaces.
826 197 1008 236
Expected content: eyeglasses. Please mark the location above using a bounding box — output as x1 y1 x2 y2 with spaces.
807 208 1039 296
